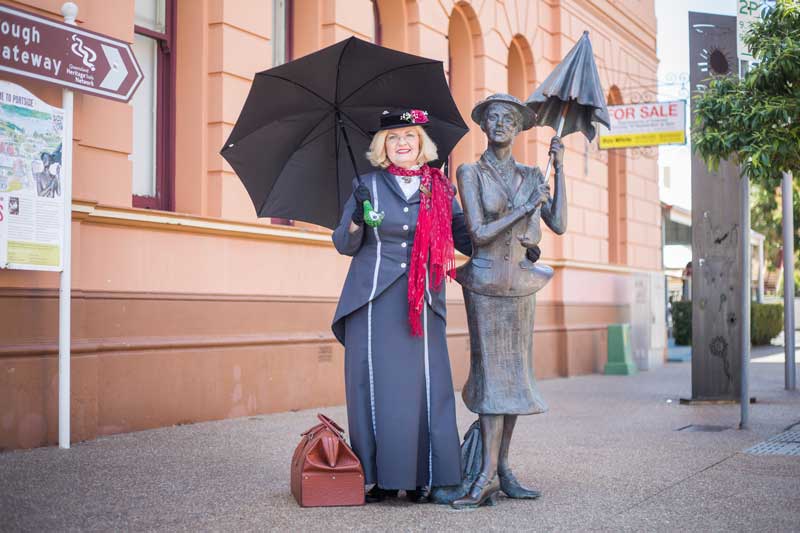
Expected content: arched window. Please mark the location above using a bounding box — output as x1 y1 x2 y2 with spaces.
370 0 380 44
447 4 478 173
507 36 534 164
374 0 408 51
607 86 627 264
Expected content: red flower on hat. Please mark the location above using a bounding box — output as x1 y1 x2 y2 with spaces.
409 109 429 124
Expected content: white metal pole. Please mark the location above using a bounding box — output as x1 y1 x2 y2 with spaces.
740 176 751 429
757 238 764 304
58 1 78 450
783 171 796 390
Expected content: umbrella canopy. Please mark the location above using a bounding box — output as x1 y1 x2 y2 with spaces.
220 37 468 230
526 31 610 141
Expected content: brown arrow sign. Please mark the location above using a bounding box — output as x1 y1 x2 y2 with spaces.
0 4 143 102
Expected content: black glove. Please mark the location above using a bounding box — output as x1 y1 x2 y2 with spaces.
451 212 473 257
351 184 372 225
526 246 541 264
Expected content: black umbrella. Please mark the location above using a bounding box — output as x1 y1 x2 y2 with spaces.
526 31 610 181
220 37 469 230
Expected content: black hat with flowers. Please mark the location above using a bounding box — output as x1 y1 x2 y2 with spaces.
372 108 430 133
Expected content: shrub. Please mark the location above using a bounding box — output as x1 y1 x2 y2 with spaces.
751 303 783 345
670 301 784 346
672 301 692 346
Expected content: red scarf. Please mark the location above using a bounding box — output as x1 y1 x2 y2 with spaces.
388 164 456 336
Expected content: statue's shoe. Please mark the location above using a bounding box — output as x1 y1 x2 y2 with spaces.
451 473 500 509
499 469 541 499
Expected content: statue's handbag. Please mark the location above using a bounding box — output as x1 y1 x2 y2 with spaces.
290 413 365 507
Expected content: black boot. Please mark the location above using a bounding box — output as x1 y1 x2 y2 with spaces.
365 486 398 503
406 486 430 503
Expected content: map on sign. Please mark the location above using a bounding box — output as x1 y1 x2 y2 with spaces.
0 81 65 271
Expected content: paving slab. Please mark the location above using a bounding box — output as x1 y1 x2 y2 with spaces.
1 353 798 532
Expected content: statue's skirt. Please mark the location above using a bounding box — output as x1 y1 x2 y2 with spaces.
461 288 548 415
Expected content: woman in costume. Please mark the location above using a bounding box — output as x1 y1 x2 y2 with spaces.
451 94 566 509
331 109 472 503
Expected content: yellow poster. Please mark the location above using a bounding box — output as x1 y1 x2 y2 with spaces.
7 241 60 267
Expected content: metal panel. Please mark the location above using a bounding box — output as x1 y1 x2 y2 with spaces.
689 13 743 400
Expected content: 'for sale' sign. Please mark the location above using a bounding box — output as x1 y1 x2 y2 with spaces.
598 100 686 149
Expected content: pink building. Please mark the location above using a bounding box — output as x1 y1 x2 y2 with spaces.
0 0 662 450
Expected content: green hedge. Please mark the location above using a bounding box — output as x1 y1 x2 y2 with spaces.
752 303 784 345
672 301 692 345
670 301 783 346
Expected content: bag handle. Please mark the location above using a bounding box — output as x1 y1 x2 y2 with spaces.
317 413 344 435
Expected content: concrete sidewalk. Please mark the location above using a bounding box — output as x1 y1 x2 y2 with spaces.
2 354 799 532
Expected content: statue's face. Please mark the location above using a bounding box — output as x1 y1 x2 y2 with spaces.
482 103 522 145
384 126 421 168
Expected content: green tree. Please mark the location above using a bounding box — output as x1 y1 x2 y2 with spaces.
692 0 800 291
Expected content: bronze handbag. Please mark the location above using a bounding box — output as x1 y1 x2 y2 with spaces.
290 413 365 507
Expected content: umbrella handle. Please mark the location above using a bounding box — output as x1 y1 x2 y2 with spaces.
526 103 569 243
363 200 384 227
338 113 384 228
542 103 570 183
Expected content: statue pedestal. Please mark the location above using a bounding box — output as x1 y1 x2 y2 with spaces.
605 324 637 375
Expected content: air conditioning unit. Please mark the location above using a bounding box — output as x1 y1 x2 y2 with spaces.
630 272 667 370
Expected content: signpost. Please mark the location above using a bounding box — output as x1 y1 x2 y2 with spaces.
598 100 686 150
736 1 793 394
687 13 746 409
736 1 767 61
0 2 142 449
0 3 143 102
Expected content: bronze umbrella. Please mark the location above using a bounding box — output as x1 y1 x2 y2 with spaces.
526 31 611 180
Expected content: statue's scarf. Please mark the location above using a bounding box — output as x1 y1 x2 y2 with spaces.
387 163 456 336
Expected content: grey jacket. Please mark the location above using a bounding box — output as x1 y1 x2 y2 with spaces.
455 156 564 297
331 170 471 344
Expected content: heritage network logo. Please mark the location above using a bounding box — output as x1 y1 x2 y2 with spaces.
70 35 96 71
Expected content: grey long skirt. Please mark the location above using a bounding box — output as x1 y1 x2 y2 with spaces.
344 276 462 490
461 288 548 415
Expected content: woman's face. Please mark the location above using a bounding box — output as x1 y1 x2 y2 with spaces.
482 103 521 145
385 127 420 168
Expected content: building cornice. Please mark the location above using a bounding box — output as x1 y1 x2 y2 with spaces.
70 201 662 275
73 200 334 247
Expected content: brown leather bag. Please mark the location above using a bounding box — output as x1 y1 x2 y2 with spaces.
291 413 365 507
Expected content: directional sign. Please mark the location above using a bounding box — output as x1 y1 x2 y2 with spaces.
0 4 142 102
737 1 768 60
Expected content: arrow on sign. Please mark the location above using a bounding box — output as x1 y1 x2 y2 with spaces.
99 45 128 91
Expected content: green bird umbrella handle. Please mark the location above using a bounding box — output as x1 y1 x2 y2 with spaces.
362 200 384 228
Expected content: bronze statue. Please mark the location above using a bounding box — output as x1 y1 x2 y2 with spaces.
451 93 567 509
